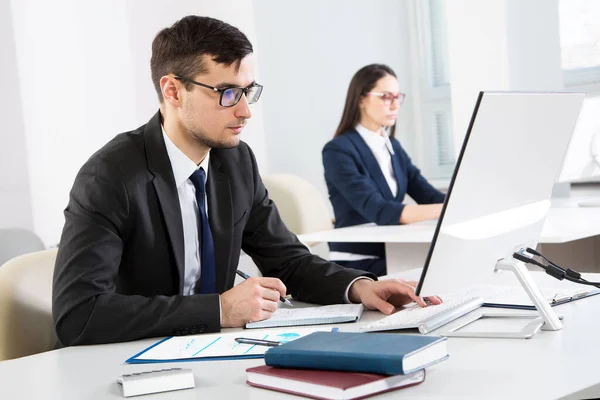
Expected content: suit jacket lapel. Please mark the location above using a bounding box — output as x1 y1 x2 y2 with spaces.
390 142 405 200
206 153 233 293
144 111 186 293
347 131 395 199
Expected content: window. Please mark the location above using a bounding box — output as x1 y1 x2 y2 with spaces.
407 0 455 180
559 0 600 90
428 0 451 89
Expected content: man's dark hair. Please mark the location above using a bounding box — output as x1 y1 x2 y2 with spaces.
150 16 253 102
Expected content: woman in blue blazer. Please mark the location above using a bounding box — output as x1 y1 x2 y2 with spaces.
322 64 445 276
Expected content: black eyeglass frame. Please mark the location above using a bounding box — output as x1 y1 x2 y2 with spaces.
174 75 263 107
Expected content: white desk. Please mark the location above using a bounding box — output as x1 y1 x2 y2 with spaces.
298 206 600 274
1 272 600 400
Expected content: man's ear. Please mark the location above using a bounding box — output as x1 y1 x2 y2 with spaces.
161 75 182 107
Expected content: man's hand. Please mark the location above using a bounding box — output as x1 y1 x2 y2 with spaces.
349 279 442 315
220 277 287 328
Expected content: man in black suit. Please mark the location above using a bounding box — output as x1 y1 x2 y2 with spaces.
52 16 440 346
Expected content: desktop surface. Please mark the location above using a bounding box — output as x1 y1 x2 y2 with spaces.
299 205 600 275
1 273 600 400
299 205 600 245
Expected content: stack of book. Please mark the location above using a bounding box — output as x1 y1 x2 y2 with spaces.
246 331 448 400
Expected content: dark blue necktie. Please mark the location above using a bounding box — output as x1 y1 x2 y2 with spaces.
189 168 217 294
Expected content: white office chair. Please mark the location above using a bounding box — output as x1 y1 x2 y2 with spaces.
0 228 45 267
262 174 332 259
0 249 58 361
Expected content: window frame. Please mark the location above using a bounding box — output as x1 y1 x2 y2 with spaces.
405 0 455 180
559 0 600 94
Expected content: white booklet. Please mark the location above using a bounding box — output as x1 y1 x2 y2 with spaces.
245 304 364 329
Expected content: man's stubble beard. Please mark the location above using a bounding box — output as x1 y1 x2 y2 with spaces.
181 103 241 150
188 126 240 149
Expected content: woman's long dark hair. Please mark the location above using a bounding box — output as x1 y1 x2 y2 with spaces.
334 64 397 138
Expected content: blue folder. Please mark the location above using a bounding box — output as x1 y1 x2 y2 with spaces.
125 336 264 364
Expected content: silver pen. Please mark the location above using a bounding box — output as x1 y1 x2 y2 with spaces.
571 290 589 300
235 337 282 347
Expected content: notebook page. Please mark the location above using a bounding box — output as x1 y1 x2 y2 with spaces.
245 304 364 329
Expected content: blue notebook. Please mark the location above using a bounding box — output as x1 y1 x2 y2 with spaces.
264 331 448 375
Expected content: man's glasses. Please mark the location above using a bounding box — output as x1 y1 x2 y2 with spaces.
174 75 263 107
366 91 406 106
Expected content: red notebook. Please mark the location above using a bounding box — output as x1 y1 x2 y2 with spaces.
246 365 425 400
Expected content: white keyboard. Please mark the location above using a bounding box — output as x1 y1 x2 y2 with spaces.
360 296 484 334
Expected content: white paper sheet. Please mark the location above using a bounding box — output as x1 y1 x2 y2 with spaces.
132 327 327 361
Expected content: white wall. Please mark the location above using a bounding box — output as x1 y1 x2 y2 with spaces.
10 0 138 246
6 0 267 246
124 0 268 168
446 0 563 153
0 0 33 230
253 0 414 208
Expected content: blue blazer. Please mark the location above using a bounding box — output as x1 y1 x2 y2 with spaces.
322 130 445 258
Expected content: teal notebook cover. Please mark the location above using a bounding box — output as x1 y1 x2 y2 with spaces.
264 331 448 375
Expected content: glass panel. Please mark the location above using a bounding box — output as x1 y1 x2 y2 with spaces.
221 88 238 106
247 86 263 104
559 0 600 71
428 0 451 87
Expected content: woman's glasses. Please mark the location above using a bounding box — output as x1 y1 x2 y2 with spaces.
366 91 406 106
174 75 263 107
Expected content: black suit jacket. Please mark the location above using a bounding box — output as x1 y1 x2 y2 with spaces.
52 112 373 346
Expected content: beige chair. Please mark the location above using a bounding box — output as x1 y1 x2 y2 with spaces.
262 174 333 234
0 228 45 267
262 174 332 259
0 248 58 361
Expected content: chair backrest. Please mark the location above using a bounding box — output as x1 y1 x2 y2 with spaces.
262 174 332 235
0 248 58 361
0 228 45 266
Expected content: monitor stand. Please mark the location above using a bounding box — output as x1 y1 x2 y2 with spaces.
438 259 564 339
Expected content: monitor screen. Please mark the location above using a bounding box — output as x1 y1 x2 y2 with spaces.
416 92 585 297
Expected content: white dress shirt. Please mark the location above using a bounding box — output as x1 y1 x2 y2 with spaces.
355 123 398 197
162 127 210 296
162 127 367 307
329 124 398 263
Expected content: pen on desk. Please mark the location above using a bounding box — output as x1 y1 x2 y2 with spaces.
235 337 282 347
571 290 589 300
235 269 294 307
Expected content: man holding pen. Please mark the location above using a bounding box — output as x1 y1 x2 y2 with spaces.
52 15 441 347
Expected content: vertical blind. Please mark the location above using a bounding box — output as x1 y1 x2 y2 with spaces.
428 0 451 88
434 111 455 167
426 0 454 175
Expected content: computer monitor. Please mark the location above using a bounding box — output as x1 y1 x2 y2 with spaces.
415 91 585 337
